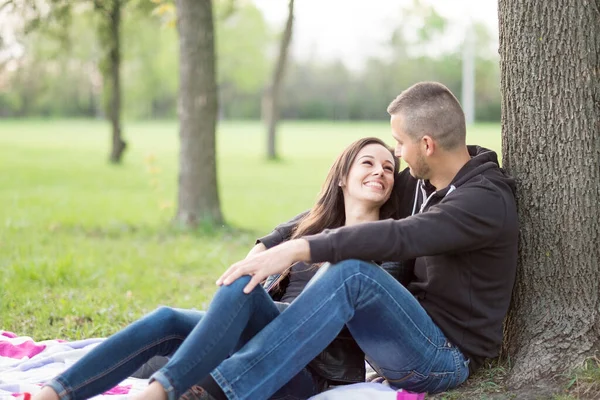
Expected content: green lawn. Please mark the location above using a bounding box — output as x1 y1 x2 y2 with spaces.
0 119 501 340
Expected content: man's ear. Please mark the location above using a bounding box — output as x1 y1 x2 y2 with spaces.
422 135 436 157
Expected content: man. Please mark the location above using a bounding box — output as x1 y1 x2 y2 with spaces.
163 81 517 400
203 81 519 399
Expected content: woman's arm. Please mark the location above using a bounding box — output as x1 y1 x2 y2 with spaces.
256 211 309 249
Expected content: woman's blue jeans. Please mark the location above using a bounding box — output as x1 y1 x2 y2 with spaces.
210 260 470 399
43 276 319 400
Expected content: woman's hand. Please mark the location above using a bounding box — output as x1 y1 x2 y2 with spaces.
217 239 311 294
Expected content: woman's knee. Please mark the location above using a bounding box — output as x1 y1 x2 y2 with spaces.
214 275 261 303
218 275 252 294
147 306 184 325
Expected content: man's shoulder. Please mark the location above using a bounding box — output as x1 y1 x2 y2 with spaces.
447 173 518 229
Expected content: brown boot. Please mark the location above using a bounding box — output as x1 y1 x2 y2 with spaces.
178 385 217 400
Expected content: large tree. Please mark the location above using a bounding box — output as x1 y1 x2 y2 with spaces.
174 0 222 226
499 0 600 386
262 0 294 160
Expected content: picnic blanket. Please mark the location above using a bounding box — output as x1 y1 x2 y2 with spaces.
0 331 147 399
0 331 424 400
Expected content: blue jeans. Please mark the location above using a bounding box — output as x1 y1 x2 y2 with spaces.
44 276 319 400
211 260 470 399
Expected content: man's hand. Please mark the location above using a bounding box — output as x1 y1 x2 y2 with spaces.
217 239 311 294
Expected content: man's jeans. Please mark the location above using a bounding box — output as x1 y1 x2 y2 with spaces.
211 260 470 399
43 276 319 400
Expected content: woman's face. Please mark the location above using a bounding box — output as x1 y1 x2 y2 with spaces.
342 143 395 208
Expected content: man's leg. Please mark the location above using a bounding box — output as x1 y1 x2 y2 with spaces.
211 260 469 400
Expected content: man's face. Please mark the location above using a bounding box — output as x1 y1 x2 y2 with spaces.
390 114 430 180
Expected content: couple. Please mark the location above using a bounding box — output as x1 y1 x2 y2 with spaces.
33 82 518 400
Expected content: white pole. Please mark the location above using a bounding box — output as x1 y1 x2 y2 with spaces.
462 24 476 125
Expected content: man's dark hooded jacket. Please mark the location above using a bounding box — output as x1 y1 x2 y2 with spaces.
259 146 518 371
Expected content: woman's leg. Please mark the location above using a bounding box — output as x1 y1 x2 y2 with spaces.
36 307 205 400
141 275 288 400
37 275 314 400
132 304 293 380
210 260 470 400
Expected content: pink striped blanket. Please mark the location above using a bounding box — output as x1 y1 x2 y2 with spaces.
0 331 425 400
0 331 147 399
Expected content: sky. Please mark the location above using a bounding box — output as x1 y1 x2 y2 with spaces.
252 0 499 69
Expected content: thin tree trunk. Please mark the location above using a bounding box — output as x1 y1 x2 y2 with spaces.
174 0 222 226
108 0 126 164
499 0 600 386
263 0 294 160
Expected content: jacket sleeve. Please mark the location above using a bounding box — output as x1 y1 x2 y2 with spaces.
256 210 309 249
306 183 507 263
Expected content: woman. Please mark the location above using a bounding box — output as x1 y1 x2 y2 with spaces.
33 137 400 400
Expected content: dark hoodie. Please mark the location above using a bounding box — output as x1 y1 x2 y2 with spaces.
259 146 518 370
302 146 518 369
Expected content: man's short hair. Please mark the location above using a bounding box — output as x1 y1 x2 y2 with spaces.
387 82 466 150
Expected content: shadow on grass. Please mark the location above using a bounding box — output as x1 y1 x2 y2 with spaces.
429 357 600 400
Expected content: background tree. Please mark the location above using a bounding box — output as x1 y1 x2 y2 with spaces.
215 0 270 119
96 0 127 163
262 0 294 160
499 0 600 385
2 0 502 123
3 0 157 163
174 0 222 226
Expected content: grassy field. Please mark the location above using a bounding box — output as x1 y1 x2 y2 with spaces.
0 119 501 340
2 119 599 399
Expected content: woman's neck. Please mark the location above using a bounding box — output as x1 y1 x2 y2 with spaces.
344 203 380 227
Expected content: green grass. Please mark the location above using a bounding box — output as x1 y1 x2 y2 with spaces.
429 357 600 400
558 357 600 399
0 119 501 341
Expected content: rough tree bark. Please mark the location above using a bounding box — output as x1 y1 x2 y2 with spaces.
106 0 126 163
174 0 222 226
263 0 294 160
499 0 600 386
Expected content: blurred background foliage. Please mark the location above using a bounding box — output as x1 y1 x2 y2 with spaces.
0 0 500 122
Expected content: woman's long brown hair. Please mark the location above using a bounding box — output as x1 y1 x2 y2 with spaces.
291 137 400 240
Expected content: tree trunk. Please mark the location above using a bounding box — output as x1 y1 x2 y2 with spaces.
174 0 222 226
499 0 600 386
263 0 294 160
108 0 126 164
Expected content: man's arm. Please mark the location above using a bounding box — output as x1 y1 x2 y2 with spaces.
306 184 509 263
217 184 512 294
256 210 309 249
245 242 267 258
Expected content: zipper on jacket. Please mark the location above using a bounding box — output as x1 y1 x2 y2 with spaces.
415 181 457 214
418 180 437 214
